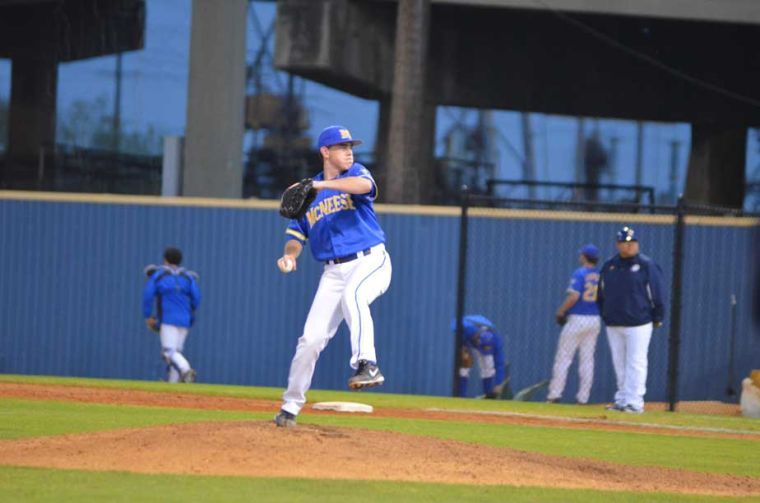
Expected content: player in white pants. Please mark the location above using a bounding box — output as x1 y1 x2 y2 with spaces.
274 126 392 428
605 323 653 411
598 226 665 414
282 244 391 416
547 244 601 404
160 324 192 383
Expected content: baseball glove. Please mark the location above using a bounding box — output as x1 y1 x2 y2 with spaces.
145 316 160 333
279 178 316 219
555 313 568 326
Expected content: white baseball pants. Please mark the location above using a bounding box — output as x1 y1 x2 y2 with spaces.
282 244 392 415
160 324 190 383
547 314 601 404
606 322 653 410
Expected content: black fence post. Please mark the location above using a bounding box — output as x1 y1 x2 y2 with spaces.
725 294 738 399
453 186 470 397
667 196 686 412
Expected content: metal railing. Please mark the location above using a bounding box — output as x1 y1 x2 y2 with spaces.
486 179 656 206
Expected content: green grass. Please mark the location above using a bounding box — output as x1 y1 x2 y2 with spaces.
2 373 758 433
1 396 757 477
0 399 261 439
1 374 758 501
0 466 752 503
296 414 760 477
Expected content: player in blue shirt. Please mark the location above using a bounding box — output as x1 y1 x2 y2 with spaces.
598 226 666 414
142 247 201 383
274 126 393 428
546 244 601 404
455 315 507 398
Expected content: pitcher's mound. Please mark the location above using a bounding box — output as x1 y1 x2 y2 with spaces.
0 420 758 497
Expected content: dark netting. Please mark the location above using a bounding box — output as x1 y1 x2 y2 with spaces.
454 192 760 416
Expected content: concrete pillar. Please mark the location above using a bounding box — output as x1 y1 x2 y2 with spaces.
373 96 392 198
162 136 184 196
183 0 247 198
684 124 746 208
5 53 58 189
385 0 433 204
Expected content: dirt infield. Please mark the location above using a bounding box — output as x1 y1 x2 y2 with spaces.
1 382 758 497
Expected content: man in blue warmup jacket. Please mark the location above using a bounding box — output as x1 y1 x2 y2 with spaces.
598 227 665 414
143 247 201 383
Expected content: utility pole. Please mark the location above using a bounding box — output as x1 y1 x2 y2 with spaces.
112 52 122 153
608 136 619 181
669 139 681 204
521 112 536 199
635 121 644 202
574 117 585 200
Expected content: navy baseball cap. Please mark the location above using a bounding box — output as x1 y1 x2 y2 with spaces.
616 226 637 242
578 243 600 259
317 125 363 149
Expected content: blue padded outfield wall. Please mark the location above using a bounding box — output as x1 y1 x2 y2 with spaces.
0 192 758 404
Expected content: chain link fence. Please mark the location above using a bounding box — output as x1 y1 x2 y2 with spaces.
454 191 760 415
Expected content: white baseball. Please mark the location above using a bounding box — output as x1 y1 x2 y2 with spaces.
279 257 294 273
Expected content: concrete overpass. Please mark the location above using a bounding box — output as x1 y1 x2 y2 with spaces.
0 0 145 189
276 0 760 206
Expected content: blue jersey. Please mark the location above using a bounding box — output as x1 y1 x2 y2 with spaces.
459 315 506 384
566 266 600 316
285 163 385 262
142 266 201 328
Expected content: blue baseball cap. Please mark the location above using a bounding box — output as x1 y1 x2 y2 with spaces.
616 226 637 242
578 244 600 259
317 125 363 149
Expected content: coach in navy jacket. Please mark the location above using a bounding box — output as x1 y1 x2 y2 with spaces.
597 226 665 414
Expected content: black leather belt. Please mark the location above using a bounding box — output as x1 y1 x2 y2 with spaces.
326 247 372 265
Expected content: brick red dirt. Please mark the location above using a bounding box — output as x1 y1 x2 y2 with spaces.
1 383 758 497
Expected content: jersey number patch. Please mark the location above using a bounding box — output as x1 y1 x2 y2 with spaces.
582 281 598 302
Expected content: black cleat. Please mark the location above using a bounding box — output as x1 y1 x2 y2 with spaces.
274 409 297 427
623 404 644 414
348 360 385 390
181 368 197 383
605 403 625 411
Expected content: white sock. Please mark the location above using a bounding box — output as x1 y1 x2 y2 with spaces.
167 366 180 383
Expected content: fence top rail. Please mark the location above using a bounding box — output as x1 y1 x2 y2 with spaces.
1 191 757 225
0 190 281 210
486 178 656 193
469 195 670 213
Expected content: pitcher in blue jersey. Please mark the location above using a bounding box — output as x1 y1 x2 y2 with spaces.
547 244 602 405
274 126 393 428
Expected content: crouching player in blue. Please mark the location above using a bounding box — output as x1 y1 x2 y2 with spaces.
455 315 507 399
